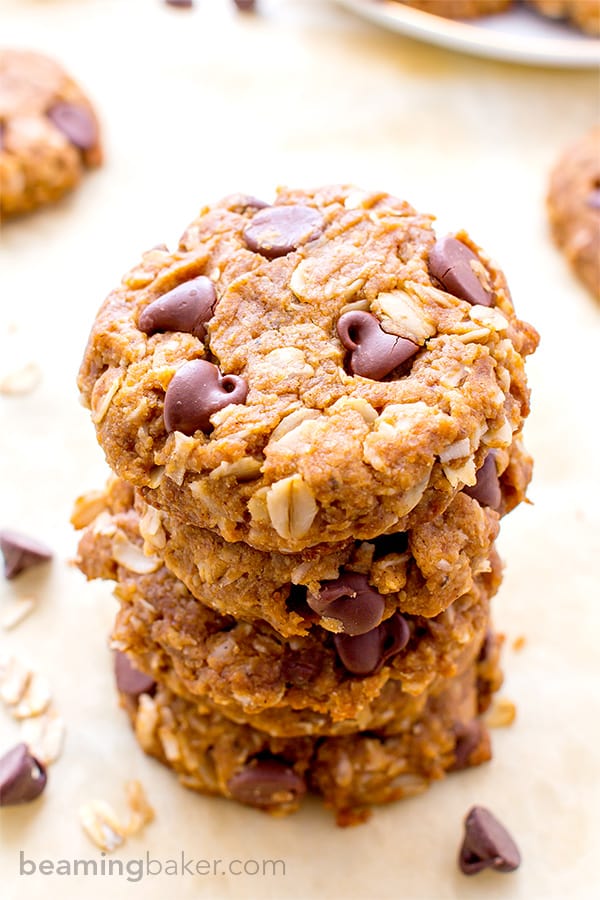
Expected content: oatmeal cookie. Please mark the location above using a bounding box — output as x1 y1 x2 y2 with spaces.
528 0 600 34
398 1 513 19
0 49 101 218
76 494 500 736
74 435 527 636
78 186 538 552
547 128 600 299
120 655 499 824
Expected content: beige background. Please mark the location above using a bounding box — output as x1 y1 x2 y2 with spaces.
1 1 599 898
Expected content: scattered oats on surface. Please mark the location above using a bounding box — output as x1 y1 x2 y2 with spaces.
484 696 517 729
1 596 37 630
0 361 42 395
21 710 66 765
79 800 126 852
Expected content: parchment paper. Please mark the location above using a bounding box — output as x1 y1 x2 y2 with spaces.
1 1 599 898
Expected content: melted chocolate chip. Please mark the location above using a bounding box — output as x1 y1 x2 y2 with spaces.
459 806 521 875
227 759 306 808
114 652 156 699
464 452 501 509
138 276 216 340
337 311 419 380
0 530 53 579
0 743 47 806
334 612 409 675
242 204 323 259
308 572 384 636
429 235 493 307
46 102 97 150
163 359 248 435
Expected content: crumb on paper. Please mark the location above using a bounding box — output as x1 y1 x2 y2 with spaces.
512 635 526 652
483 697 517 729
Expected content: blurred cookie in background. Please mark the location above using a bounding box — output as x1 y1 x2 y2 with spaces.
527 0 600 35
0 49 102 220
396 1 513 19
547 128 600 300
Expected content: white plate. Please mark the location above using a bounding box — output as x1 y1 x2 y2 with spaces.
336 0 600 67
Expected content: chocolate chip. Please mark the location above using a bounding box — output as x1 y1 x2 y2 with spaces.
46 102 97 151
163 359 248 435
165 0 193 7
233 0 256 10
334 612 409 675
459 806 521 875
586 188 600 210
138 276 216 340
428 236 493 307
114 652 156 699
0 743 47 806
0 530 53 579
449 721 486 771
243 205 323 259
337 311 419 380
308 572 384 636
227 759 306 808
464 452 501 509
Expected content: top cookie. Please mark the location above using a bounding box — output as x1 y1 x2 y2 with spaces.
78 186 538 552
0 49 101 218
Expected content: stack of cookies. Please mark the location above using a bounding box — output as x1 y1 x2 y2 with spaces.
74 185 538 824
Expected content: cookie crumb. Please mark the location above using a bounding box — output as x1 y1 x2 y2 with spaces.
483 696 516 728
512 635 526 652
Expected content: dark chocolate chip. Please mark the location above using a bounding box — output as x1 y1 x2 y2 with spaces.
464 452 501 509
233 0 256 10
334 612 409 676
165 0 193 7
449 721 486 771
114 652 156 699
586 188 600 210
337 311 419 380
46 102 97 151
308 572 384 636
163 359 248 435
0 743 47 806
138 276 216 340
0 530 53 580
227 759 306 808
371 530 409 560
459 806 521 875
428 235 493 307
242 205 323 259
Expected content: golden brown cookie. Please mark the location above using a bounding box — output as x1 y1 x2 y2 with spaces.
548 128 600 299
398 1 513 18
528 0 600 34
119 653 499 824
75 489 501 736
78 186 538 552
0 49 101 218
